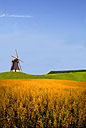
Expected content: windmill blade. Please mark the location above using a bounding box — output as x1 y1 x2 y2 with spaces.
11 55 17 59
12 55 24 63
18 58 24 63
15 49 18 58
19 62 22 71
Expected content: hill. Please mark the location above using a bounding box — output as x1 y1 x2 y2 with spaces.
0 71 86 82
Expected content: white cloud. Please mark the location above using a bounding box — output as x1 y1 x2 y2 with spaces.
0 13 6 17
0 13 32 18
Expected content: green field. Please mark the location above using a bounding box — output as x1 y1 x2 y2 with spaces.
0 71 86 82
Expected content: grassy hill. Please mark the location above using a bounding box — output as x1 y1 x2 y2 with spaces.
0 71 86 82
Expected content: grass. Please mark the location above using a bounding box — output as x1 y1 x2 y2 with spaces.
0 71 86 81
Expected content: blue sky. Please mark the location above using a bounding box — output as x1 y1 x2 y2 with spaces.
0 0 86 74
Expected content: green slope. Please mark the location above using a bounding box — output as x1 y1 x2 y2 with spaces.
0 72 86 82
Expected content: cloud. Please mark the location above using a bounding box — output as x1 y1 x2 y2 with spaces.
0 13 6 17
0 13 32 18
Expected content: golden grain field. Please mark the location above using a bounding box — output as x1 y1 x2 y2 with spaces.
0 79 86 128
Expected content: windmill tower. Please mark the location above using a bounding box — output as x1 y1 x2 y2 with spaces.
10 49 24 72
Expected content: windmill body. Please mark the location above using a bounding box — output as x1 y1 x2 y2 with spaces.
10 50 24 72
11 59 20 72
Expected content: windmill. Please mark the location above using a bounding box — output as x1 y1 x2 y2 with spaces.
10 49 24 72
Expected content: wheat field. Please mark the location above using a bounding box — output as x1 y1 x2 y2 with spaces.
0 79 86 128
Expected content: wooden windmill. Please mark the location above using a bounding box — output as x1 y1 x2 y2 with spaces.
10 49 24 72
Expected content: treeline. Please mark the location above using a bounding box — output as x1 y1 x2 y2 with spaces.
48 70 86 74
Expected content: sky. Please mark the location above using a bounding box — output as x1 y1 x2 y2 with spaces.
0 0 86 74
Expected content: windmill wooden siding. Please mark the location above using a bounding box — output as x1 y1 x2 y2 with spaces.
11 59 20 72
